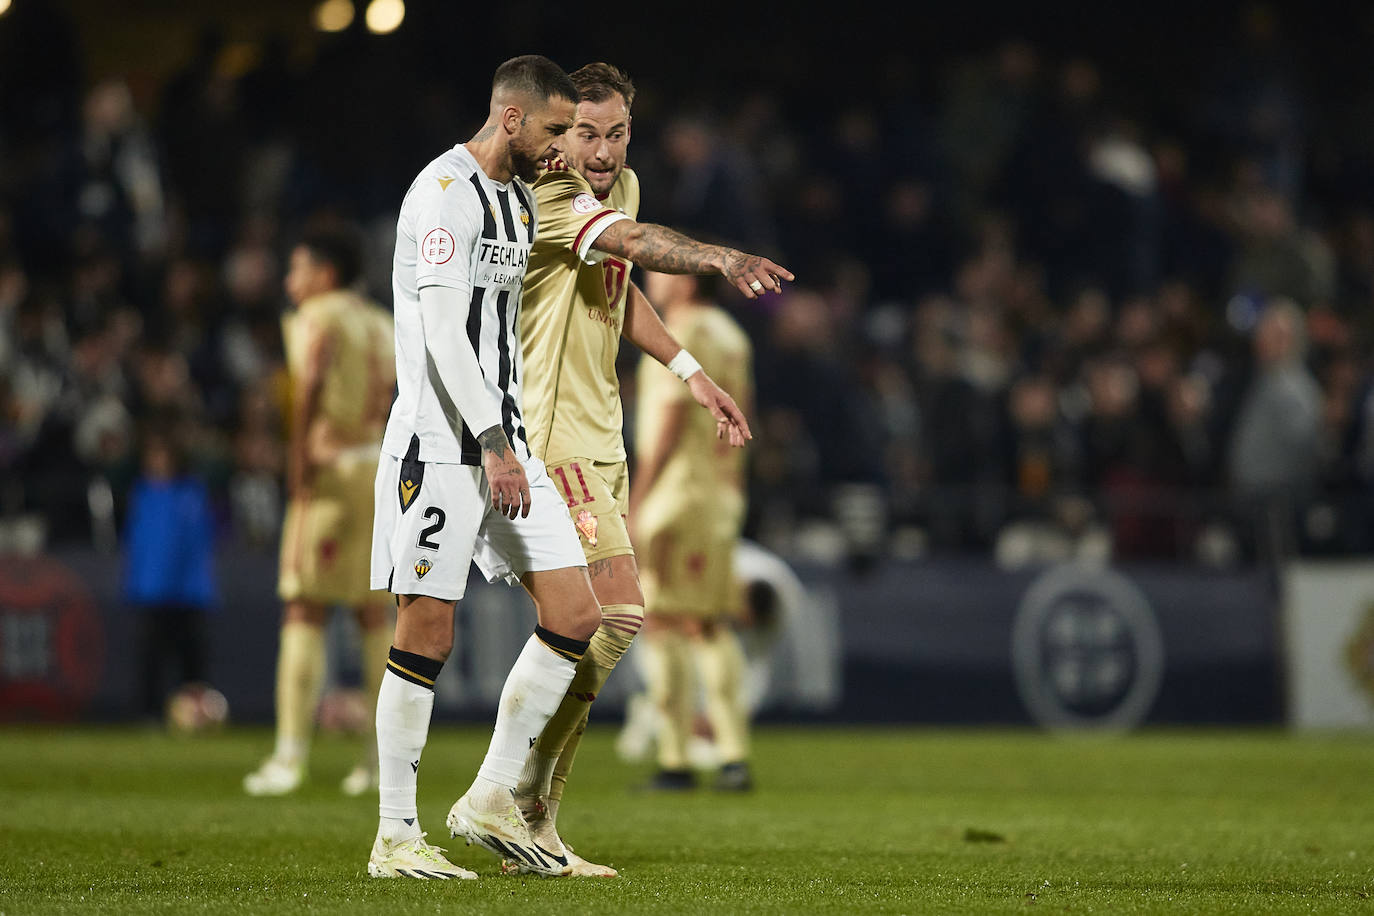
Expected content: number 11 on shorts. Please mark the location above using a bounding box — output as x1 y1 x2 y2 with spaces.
552 463 594 508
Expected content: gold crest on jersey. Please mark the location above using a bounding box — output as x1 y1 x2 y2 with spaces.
437 176 455 190
414 557 432 579
519 206 530 226
574 510 599 547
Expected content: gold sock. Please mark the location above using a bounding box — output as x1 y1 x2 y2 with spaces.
520 604 643 797
274 620 326 762
359 619 392 765
694 626 750 764
548 710 587 809
642 628 694 772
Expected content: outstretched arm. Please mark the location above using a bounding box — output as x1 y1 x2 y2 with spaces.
592 219 793 299
622 282 750 447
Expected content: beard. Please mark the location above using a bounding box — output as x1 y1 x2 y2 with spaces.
510 144 543 183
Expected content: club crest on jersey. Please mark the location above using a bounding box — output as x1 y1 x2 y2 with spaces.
414 557 432 579
574 510 599 547
436 176 455 190
519 206 530 226
572 193 601 215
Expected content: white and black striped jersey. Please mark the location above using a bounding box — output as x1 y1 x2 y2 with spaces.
382 143 537 466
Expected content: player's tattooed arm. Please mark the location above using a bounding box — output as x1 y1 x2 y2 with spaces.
477 425 532 519
593 220 794 299
477 425 513 459
596 220 728 273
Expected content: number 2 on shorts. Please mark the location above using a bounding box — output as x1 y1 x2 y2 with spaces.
417 507 445 549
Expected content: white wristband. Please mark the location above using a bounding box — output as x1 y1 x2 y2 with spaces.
667 349 702 381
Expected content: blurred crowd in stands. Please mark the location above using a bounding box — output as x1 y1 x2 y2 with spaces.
4 2 1374 569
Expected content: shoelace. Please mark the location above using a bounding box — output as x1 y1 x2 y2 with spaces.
493 806 528 831
405 832 451 862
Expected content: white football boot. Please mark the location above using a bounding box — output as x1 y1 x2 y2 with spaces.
367 832 476 880
447 792 570 877
499 796 618 877
242 756 304 796
340 764 378 797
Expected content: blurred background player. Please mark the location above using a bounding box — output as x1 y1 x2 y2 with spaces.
243 223 396 797
510 62 789 876
615 538 823 775
630 269 755 791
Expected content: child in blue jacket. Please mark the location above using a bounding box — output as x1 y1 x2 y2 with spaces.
122 426 218 719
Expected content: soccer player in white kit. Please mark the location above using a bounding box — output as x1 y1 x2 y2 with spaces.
365 55 595 880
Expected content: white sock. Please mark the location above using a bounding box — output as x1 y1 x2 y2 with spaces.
474 634 580 797
272 736 308 763
378 816 420 844
375 669 434 823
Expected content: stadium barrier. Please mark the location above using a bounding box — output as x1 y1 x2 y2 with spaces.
1281 560 1374 728
0 546 1286 728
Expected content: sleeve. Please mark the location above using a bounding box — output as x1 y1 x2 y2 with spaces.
419 285 505 438
412 179 483 292
534 170 631 265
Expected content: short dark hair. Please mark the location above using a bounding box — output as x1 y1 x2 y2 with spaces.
492 54 577 105
570 62 635 109
297 223 364 288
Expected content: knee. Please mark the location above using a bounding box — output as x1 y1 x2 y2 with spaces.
566 594 602 642
395 598 455 661
283 601 326 626
419 623 454 662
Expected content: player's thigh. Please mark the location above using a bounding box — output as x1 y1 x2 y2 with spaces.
545 457 633 564
280 479 370 604
476 457 597 634
474 456 587 581
589 553 644 608
373 452 484 601
640 521 737 617
520 564 600 638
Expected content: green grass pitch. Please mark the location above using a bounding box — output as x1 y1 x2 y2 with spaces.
1 724 1372 914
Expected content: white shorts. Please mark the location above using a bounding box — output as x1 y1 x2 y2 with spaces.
370 448 586 601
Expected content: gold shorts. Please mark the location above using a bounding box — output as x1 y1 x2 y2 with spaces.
638 518 742 618
545 457 633 564
278 455 382 606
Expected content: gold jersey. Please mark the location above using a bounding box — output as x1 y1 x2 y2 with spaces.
520 165 641 464
282 289 395 466
635 303 753 531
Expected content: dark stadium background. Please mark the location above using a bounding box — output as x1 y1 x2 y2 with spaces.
4 0 1374 730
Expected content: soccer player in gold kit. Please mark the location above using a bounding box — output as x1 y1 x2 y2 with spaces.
244 224 397 797
512 62 791 876
632 269 755 793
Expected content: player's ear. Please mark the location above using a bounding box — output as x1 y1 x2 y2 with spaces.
502 105 523 136
625 116 632 142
